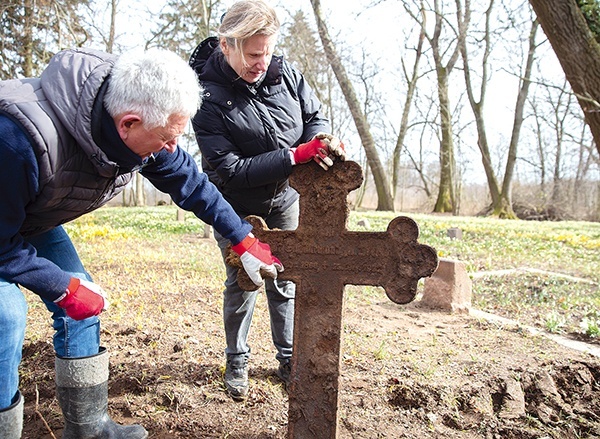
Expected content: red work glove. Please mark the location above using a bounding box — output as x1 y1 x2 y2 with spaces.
54 277 109 320
292 138 334 170
313 132 346 161
232 233 284 288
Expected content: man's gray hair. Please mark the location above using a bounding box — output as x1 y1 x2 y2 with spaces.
105 48 203 129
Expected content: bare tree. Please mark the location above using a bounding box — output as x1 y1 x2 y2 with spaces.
529 0 600 156
1 0 89 79
309 0 394 211
430 0 463 214
278 9 351 136
459 0 539 218
404 0 468 213
391 2 427 202
501 16 539 217
105 0 117 53
549 86 572 205
280 10 328 100
82 0 118 53
146 0 219 57
522 71 599 219
403 103 437 198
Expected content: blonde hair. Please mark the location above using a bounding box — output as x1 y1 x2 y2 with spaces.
218 0 280 54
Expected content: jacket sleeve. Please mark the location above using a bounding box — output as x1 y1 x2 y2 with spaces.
192 102 293 190
284 61 331 143
140 148 252 245
0 116 72 301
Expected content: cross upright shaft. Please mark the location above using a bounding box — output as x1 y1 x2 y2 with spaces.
231 160 438 438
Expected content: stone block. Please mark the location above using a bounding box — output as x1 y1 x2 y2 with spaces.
421 258 471 313
447 227 463 239
203 224 213 239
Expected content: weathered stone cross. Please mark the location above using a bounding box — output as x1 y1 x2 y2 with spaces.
229 160 438 438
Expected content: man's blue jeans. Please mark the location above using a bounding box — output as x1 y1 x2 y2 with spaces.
215 200 299 364
0 226 100 409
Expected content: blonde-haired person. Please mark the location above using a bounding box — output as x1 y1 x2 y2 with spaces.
189 0 345 400
0 47 281 438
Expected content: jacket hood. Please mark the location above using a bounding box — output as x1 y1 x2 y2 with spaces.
40 48 119 177
189 36 220 77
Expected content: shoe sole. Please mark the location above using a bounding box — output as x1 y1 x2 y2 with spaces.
229 392 247 401
225 383 248 401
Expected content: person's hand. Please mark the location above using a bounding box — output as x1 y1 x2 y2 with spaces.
232 233 284 287
313 132 346 161
55 278 109 320
292 138 333 170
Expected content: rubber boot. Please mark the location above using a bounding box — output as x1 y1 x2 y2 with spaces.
0 392 23 439
56 347 148 439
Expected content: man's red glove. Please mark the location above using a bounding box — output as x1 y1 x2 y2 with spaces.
232 233 284 288
54 277 109 320
292 138 334 170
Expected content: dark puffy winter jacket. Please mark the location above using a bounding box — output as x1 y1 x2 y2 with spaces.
189 37 330 217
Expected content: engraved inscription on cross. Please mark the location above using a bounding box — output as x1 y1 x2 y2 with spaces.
231 160 438 439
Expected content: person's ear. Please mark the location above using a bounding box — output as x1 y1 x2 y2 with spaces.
115 114 142 140
220 38 229 57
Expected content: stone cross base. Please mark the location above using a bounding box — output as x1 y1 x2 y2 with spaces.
422 258 472 313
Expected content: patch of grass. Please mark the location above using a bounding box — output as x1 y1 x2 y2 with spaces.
65 205 204 240
580 311 600 338
349 211 600 338
349 211 600 281
67 206 599 339
472 272 599 333
544 311 567 334
373 341 390 361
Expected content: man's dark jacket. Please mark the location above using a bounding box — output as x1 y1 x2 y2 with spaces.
189 37 330 217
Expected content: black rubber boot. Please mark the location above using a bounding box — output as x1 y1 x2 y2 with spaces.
0 392 23 439
56 347 148 439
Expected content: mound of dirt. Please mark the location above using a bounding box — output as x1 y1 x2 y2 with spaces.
19 295 600 438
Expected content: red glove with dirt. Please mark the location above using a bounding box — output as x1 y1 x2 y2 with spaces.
292 138 333 170
232 233 284 288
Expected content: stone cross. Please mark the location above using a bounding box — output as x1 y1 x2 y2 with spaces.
228 160 438 438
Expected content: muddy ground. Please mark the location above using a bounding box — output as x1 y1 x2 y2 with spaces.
18 235 600 438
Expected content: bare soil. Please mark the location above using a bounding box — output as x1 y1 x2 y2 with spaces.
19 235 600 438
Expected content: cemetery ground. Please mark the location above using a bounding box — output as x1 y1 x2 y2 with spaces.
20 206 600 438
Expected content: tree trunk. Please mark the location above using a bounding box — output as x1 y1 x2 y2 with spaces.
459 0 500 210
403 0 467 212
459 0 520 219
22 0 34 78
499 19 539 218
310 0 394 211
433 69 456 213
392 5 425 201
106 0 117 53
427 0 465 214
135 173 145 206
529 0 600 156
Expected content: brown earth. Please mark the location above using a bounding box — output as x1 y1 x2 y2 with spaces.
18 235 600 439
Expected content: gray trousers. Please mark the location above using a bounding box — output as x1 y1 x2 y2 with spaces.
215 200 299 363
